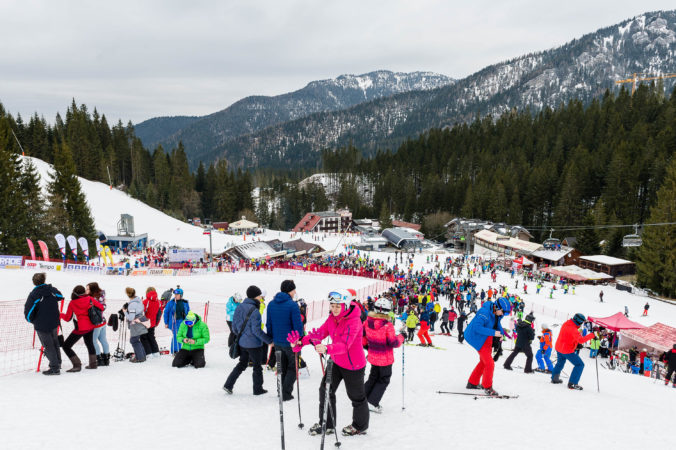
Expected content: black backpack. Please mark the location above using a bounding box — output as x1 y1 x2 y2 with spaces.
175 299 188 321
161 289 173 302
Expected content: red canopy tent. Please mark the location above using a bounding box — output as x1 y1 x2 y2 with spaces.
588 312 646 332
513 256 534 266
620 322 676 353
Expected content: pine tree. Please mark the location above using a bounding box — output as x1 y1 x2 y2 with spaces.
19 158 46 243
46 142 96 247
636 156 676 297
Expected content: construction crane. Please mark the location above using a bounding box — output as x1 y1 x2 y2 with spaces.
616 72 676 94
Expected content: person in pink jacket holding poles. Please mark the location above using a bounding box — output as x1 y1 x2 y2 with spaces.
288 288 369 437
363 297 405 413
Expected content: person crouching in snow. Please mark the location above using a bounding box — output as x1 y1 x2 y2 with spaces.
535 324 554 373
363 298 405 414
417 309 433 346
288 288 369 437
172 311 210 368
464 297 511 396
551 313 594 390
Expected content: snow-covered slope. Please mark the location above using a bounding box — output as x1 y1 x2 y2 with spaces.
25 155 354 253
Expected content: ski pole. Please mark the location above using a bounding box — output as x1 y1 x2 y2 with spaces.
295 352 304 429
402 343 405 412
276 350 285 450
595 354 600 393
320 356 341 448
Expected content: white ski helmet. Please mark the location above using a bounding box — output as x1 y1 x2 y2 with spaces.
327 288 357 305
374 298 393 313
232 293 243 303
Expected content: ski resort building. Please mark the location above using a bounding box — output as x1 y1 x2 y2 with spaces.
292 209 353 233
473 229 541 258
578 255 636 277
382 227 424 249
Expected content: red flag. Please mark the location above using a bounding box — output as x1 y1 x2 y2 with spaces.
37 240 50 261
26 238 36 260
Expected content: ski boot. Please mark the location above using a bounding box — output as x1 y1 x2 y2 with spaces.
223 386 233 395
483 387 500 397
466 381 482 389
342 425 367 436
551 373 563 384
567 383 583 390
368 404 383 414
503 365 513 371
308 423 334 436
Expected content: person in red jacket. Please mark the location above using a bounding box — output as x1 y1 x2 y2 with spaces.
142 287 162 358
60 285 105 372
364 298 405 414
551 313 594 390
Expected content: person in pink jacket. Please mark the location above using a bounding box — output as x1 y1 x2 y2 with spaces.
289 288 369 437
364 298 405 414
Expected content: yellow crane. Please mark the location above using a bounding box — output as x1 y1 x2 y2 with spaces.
616 72 676 94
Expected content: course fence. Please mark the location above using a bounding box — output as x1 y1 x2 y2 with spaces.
0 277 392 376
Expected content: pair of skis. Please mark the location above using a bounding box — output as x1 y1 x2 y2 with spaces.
437 390 519 399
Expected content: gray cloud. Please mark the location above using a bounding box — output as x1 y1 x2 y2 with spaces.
1 0 674 124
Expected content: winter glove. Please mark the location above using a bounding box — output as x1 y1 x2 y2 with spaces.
306 327 323 344
287 330 301 345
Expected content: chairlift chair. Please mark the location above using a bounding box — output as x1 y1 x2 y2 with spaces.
622 225 642 247
543 228 560 249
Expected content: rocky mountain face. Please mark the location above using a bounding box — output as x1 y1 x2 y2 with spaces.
205 10 676 169
133 70 454 165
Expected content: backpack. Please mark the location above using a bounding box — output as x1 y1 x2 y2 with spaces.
161 289 173 303
175 299 188 321
26 296 43 323
155 305 164 325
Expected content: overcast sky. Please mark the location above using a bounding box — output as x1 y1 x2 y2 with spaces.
1 0 674 125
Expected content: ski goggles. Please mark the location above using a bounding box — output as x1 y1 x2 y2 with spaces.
184 320 195 326
328 291 348 304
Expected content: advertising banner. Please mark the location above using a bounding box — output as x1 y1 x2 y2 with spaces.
66 235 78 260
26 238 36 260
24 260 64 271
66 264 103 273
77 237 89 260
37 240 50 261
167 248 205 263
0 255 23 268
54 234 66 259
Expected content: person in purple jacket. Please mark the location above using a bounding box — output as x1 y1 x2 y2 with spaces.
289 288 369 437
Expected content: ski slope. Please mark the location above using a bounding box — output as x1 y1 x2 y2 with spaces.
1 258 673 449
24 156 355 253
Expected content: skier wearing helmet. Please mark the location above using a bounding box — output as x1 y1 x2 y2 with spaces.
551 313 595 390
288 288 369 437
464 297 511 396
363 297 405 414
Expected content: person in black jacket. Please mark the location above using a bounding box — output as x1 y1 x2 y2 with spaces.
457 310 468 343
24 273 64 375
503 313 535 373
665 344 676 387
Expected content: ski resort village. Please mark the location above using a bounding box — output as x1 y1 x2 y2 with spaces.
2 2 676 450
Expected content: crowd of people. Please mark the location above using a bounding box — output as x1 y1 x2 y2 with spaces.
22 251 676 441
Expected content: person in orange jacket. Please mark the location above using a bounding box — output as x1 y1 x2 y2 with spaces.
535 324 554 373
551 313 594 390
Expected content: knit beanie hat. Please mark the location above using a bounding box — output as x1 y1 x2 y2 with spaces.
247 285 262 299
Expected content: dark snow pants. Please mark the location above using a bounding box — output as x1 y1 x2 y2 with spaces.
503 346 534 372
37 328 62 371
319 363 369 432
224 346 265 394
364 364 393 407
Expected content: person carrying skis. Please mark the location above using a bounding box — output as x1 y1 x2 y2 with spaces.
551 313 594 390
363 298 405 414
464 297 511 396
503 313 535 373
163 287 190 354
290 288 369 437
535 324 554 373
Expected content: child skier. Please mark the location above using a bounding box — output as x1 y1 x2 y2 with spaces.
363 298 405 413
534 324 554 373
464 297 511 396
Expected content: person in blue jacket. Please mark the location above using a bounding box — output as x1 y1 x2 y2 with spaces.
226 293 242 346
223 285 273 395
464 297 510 396
266 280 304 401
163 287 190 354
